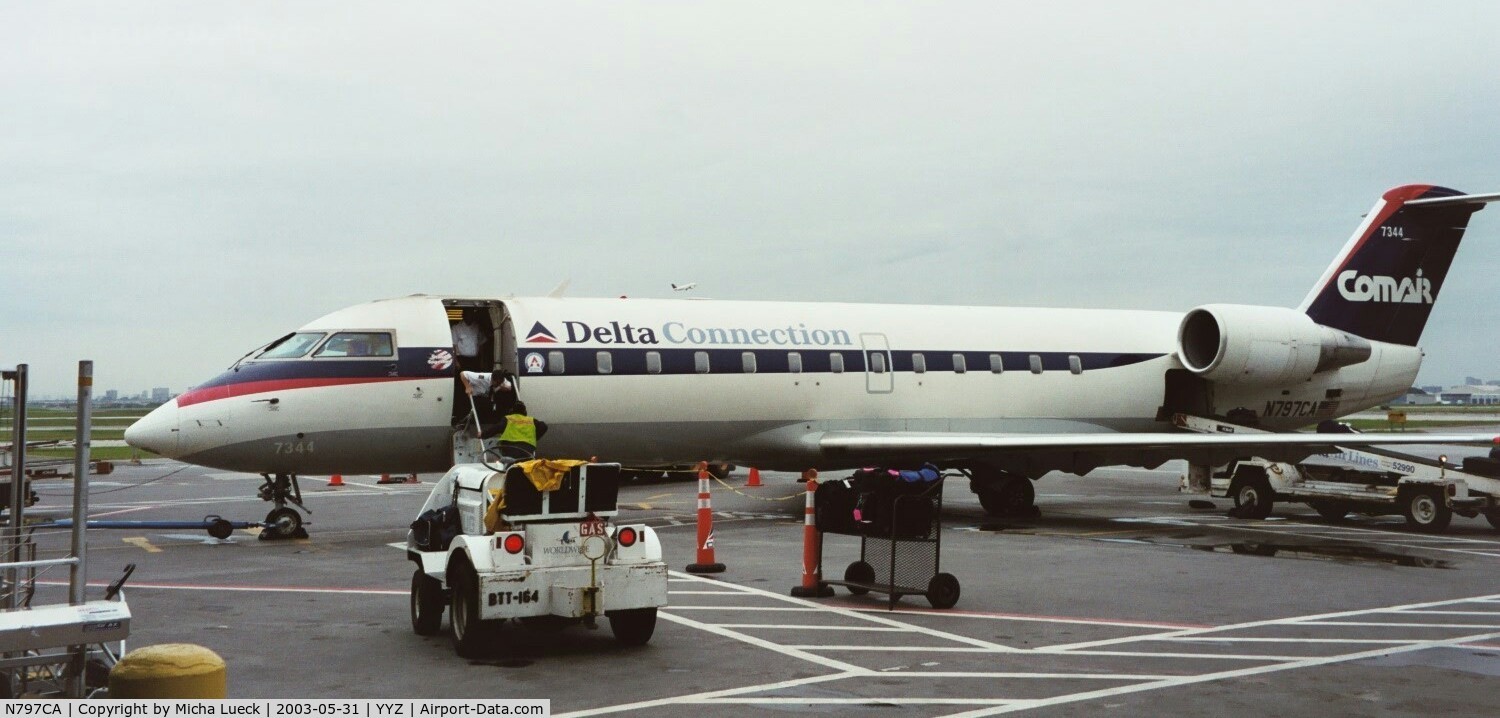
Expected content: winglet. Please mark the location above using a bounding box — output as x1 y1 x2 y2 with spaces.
547 279 571 298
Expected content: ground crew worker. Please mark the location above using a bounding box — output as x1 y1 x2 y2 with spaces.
492 401 548 460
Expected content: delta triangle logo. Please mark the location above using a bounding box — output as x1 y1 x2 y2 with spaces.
526 321 558 343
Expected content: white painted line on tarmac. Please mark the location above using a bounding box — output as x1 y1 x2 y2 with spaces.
556 673 860 718
1046 590 1500 652
667 590 750 595
711 624 915 631
1054 650 1309 661
828 604 1209 630
665 606 829 611
697 698 1022 706
656 611 873 673
1400 610 1500 615
936 628 1500 718
91 506 157 518
670 570 1025 654
1298 621 1500 629
787 646 1303 660
895 671 1174 680
1153 637 1424 644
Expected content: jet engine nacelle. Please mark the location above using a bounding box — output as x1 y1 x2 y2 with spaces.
1177 304 1372 385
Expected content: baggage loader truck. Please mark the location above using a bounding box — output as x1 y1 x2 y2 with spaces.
1177 415 1500 533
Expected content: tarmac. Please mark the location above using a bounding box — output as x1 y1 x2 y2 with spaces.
14 458 1500 716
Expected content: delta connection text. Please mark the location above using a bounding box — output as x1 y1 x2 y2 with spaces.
554 320 854 347
10 701 548 718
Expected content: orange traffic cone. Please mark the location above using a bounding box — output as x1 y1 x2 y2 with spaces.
328 474 344 487
746 467 762 487
406 473 420 484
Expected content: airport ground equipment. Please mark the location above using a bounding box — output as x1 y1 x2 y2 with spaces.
1 361 131 697
34 515 258 540
1176 414 1500 533
813 468 959 610
405 461 668 658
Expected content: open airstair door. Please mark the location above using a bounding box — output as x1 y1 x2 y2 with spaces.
442 299 519 459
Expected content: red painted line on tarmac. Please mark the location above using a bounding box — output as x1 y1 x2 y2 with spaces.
37 579 403 596
824 601 1211 629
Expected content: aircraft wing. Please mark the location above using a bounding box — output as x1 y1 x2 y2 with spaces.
817 430 1499 474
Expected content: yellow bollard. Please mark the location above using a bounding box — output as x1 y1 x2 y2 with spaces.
109 644 226 698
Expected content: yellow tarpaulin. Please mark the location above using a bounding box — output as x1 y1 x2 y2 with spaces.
483 488 507 533
515 459 591 492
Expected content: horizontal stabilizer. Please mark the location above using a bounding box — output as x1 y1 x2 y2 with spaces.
1403 191 1500 207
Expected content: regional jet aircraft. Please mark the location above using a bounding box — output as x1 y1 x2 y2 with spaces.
126 185 1500 537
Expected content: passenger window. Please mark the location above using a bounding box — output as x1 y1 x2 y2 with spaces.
1069 355 1083 375
912 353 926 374
742 352 757 374
646 351 662 375
953 354 966 374
695 351 710 374
314 331 394 358
257 332 325 359
869 352 887 374
1029 354 1043 374
548 351 565 375
989 354 1004 374
788 352 803 373
830 353 845 373
596 351 613 374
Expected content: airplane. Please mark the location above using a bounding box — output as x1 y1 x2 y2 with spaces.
125 184 1500 538
671 283 697 292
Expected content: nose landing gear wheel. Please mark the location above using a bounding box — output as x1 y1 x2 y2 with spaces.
261 507 306 540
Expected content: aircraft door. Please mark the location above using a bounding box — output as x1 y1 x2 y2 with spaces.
861 333 893 394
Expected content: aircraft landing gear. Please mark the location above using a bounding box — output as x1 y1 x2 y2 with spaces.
257 473 310 540
969 468 1039 518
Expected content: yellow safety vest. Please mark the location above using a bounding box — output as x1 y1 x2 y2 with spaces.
499 414 538 447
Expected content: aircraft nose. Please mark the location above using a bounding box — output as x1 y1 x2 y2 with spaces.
124 400 180 457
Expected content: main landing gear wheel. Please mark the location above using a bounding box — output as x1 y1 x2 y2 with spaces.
843 561 875 595
262 507 305 540
1230 474 1275 520
607 607 658 646
926 573 960 609
973 474 1036 517
1402 488 1452 534
1485 510 1500 533
411 569 445 636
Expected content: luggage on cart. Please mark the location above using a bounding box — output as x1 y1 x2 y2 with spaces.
814 465 959 609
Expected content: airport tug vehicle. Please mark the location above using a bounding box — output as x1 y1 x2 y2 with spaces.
406 460 668 657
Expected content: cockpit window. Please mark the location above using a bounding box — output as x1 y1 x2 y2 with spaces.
256 332 326 359
314 331 395 358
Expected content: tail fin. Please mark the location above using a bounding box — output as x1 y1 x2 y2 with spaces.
1298 184 1495 346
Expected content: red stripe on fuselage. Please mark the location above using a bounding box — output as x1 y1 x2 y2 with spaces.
176 376 419 408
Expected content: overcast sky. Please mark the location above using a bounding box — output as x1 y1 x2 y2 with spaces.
4 1 1500 398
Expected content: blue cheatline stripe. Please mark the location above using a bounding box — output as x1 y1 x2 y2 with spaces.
187 347 455 392
514 347 1164 377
